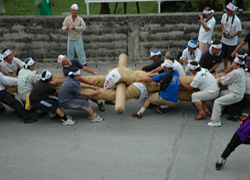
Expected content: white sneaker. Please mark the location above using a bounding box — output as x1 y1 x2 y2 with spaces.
61 118 76 125
90 113 104 123
66 115 73 120
208 121 221 127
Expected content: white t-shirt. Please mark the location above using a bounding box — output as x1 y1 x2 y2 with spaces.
173 60 186 77
182 48 202 63
198 16 216 44
221 13 242 46
190 68 219 93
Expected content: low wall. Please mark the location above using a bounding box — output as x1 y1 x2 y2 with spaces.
0 12 250 62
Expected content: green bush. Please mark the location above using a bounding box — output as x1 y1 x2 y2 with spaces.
190 0 224 12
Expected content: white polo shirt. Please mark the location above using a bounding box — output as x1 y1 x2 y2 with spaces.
182 48 202 63
198 16 216 44
190 68 219 93
221 13 242 46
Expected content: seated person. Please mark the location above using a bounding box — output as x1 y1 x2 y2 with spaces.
179 40 202 74
1 49 23 77
18 57 40 103
58 55 104 111
199 40 223 74
208 57 246 127
140 50 164 74
0 64 36 123
30 70 75 125
149 50 186 77
180 61 220 120
132 60 180 118
58 68 104 123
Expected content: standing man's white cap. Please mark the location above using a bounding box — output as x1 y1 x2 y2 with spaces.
71 4 79 11
225 2 238 11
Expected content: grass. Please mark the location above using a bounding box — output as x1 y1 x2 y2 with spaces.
1 0 249 16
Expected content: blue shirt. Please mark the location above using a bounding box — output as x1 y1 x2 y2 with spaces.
63 59 84 76
152 70 180 103
58 77 82 107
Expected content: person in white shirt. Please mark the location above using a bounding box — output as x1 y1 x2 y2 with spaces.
198 7 216 54
0 64 36 123
221 2 242 71
180 40 202 75
180 61 219 120
148 50 186 77
0 49 23 77
208 57 246 127
18 57 40 102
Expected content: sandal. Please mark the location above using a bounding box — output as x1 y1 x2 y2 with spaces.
205 110 211 116
195 112 206 120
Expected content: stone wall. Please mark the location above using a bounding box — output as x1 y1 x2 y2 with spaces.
0 12 250 62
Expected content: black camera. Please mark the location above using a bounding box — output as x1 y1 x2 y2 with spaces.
198 14 205 19
223 31 230 38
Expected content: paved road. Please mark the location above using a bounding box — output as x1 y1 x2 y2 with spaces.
0 60 249 180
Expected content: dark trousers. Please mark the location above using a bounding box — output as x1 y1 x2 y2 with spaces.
225 0 244 9
221 132 250 159
0 90 30 121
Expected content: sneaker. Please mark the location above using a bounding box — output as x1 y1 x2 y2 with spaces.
208 121 221 127
98 102 105 111
215 160 226 171
90 113 104 123
132 112 142 119
61 118 75 125
155 106 166 114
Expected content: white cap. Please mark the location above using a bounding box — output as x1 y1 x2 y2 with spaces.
186 40 198 49
24 57 36 69
226 2 238 11
162 59 174 68
57 54 65 63
71 4 79 11
2 49 12 58
40 70 52 81
149 50 161 59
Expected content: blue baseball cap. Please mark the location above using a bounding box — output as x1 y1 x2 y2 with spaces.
186 40 198 49
149 50 161 59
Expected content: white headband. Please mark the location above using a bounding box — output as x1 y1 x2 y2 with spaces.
236 53 247 60
68 69 81 76
0 54 3 61
40 70 52 81
58 54 65 63
211 43 222 49
234 57 244 65
203 10 214 14
188 63 200 70
24 57 35 69
3 49 12 58
71 4 79 11
162 59 173 68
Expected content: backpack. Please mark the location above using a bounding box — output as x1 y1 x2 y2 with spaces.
159 70 174 91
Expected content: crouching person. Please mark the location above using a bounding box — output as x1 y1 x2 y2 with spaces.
132 60 180 118
180 61 220 120
0 65 36 123
58 68 104 123
30 70 75 125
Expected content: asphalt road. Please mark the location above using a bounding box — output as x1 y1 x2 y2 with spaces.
0 60 249 180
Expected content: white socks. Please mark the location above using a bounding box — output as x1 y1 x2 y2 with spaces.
137 107 145 115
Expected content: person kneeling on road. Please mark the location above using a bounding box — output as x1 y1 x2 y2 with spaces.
58 68 104 123
30 70 75 125
132 60 180 118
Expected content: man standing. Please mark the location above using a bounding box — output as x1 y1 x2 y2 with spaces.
221 2 242 71
198 7 216 54
231 32 250 57
35 0 54 15
62 4 87 66
199 40 223 74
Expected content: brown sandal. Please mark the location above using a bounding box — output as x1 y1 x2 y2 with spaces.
195 112 206 120
205 110 211 116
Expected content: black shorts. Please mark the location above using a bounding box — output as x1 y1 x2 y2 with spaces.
31 97 59 114
222 43 237 62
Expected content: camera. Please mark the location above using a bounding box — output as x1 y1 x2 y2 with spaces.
198 14 205 19
223 31 230 38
